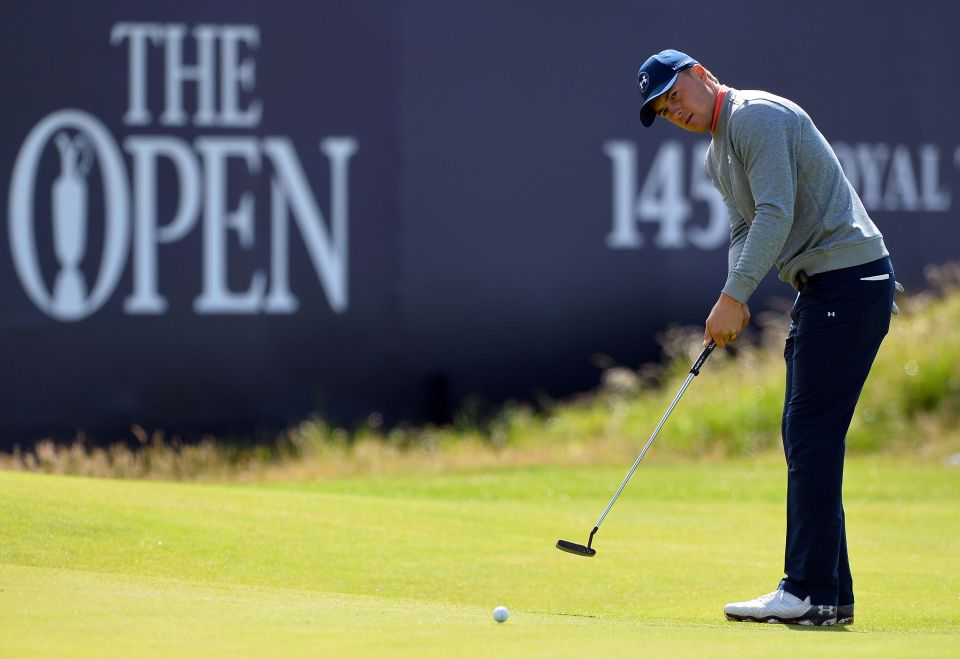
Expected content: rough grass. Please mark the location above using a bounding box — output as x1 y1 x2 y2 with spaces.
2 266 959 481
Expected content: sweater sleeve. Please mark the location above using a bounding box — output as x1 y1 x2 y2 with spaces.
721 104 801 304
706 158 750 285
727 202 749 281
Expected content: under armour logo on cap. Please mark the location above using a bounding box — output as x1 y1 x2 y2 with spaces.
637 71 650 95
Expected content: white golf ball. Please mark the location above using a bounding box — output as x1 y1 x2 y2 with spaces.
493 606 509 623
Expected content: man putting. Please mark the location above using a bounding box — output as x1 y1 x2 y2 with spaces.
636 49 896 626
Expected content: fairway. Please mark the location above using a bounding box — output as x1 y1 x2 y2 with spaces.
1 457 958 657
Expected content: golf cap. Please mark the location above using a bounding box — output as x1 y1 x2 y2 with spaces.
637 49 699 127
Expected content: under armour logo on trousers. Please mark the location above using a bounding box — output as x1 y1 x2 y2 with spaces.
827 312 836 317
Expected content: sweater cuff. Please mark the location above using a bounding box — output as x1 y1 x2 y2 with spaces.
721 274 755 305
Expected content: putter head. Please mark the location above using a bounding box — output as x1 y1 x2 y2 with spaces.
556 539 596 557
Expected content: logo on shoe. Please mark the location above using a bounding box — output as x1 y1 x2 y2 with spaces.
817 605 835 615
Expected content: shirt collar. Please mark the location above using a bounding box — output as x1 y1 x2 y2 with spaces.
710 85 729 134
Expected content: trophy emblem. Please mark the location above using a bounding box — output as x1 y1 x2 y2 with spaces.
52 132 92 316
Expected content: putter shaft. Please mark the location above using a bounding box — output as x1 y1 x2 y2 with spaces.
594 342 716 531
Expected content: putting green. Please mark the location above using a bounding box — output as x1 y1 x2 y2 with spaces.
1 456 957 657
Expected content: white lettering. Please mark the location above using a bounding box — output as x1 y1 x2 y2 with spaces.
161 24 218 127
9 23 358 321
193 138 266 313
604 140 641 248
836 142 951 213
884 144 920 211
605 140 724 250
263 137 357 313
919 145 950 211
111 23 164 126
636 141 690 248
123 136 202 313
113 22 264 129
220 26 262 127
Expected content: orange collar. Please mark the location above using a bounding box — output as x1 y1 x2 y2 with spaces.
711 85 729 134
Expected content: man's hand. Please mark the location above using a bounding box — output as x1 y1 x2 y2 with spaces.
704 293 750 348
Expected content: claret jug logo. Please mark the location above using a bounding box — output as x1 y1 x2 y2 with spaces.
9 22 357 321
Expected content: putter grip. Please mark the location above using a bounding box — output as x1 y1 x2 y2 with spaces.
689 342 716 376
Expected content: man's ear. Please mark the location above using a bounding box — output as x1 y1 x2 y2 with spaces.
691 64 707 80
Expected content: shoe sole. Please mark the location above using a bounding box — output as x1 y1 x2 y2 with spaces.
725 613 837 626
837 616 854 625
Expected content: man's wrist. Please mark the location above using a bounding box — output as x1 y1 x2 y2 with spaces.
721 276 753 305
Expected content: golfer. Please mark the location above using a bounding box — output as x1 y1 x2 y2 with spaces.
636 49 896 625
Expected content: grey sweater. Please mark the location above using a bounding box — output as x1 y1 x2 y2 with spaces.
705 89 888 303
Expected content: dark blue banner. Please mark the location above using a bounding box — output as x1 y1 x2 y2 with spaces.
1 1 957 444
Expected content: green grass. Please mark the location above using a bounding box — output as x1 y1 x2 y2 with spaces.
2 456 958 657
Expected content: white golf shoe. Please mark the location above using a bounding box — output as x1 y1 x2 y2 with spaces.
724 589 837 626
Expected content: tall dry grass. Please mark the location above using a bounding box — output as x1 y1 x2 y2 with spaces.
2 264 958 481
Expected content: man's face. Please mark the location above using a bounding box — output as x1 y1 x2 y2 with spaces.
650 68 715 133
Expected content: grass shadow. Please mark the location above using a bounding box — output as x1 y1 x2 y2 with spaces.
783 623 852 632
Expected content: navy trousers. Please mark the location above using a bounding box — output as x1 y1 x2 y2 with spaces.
778 257 895 606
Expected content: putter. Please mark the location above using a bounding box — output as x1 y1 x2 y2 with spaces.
556 341 717 557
